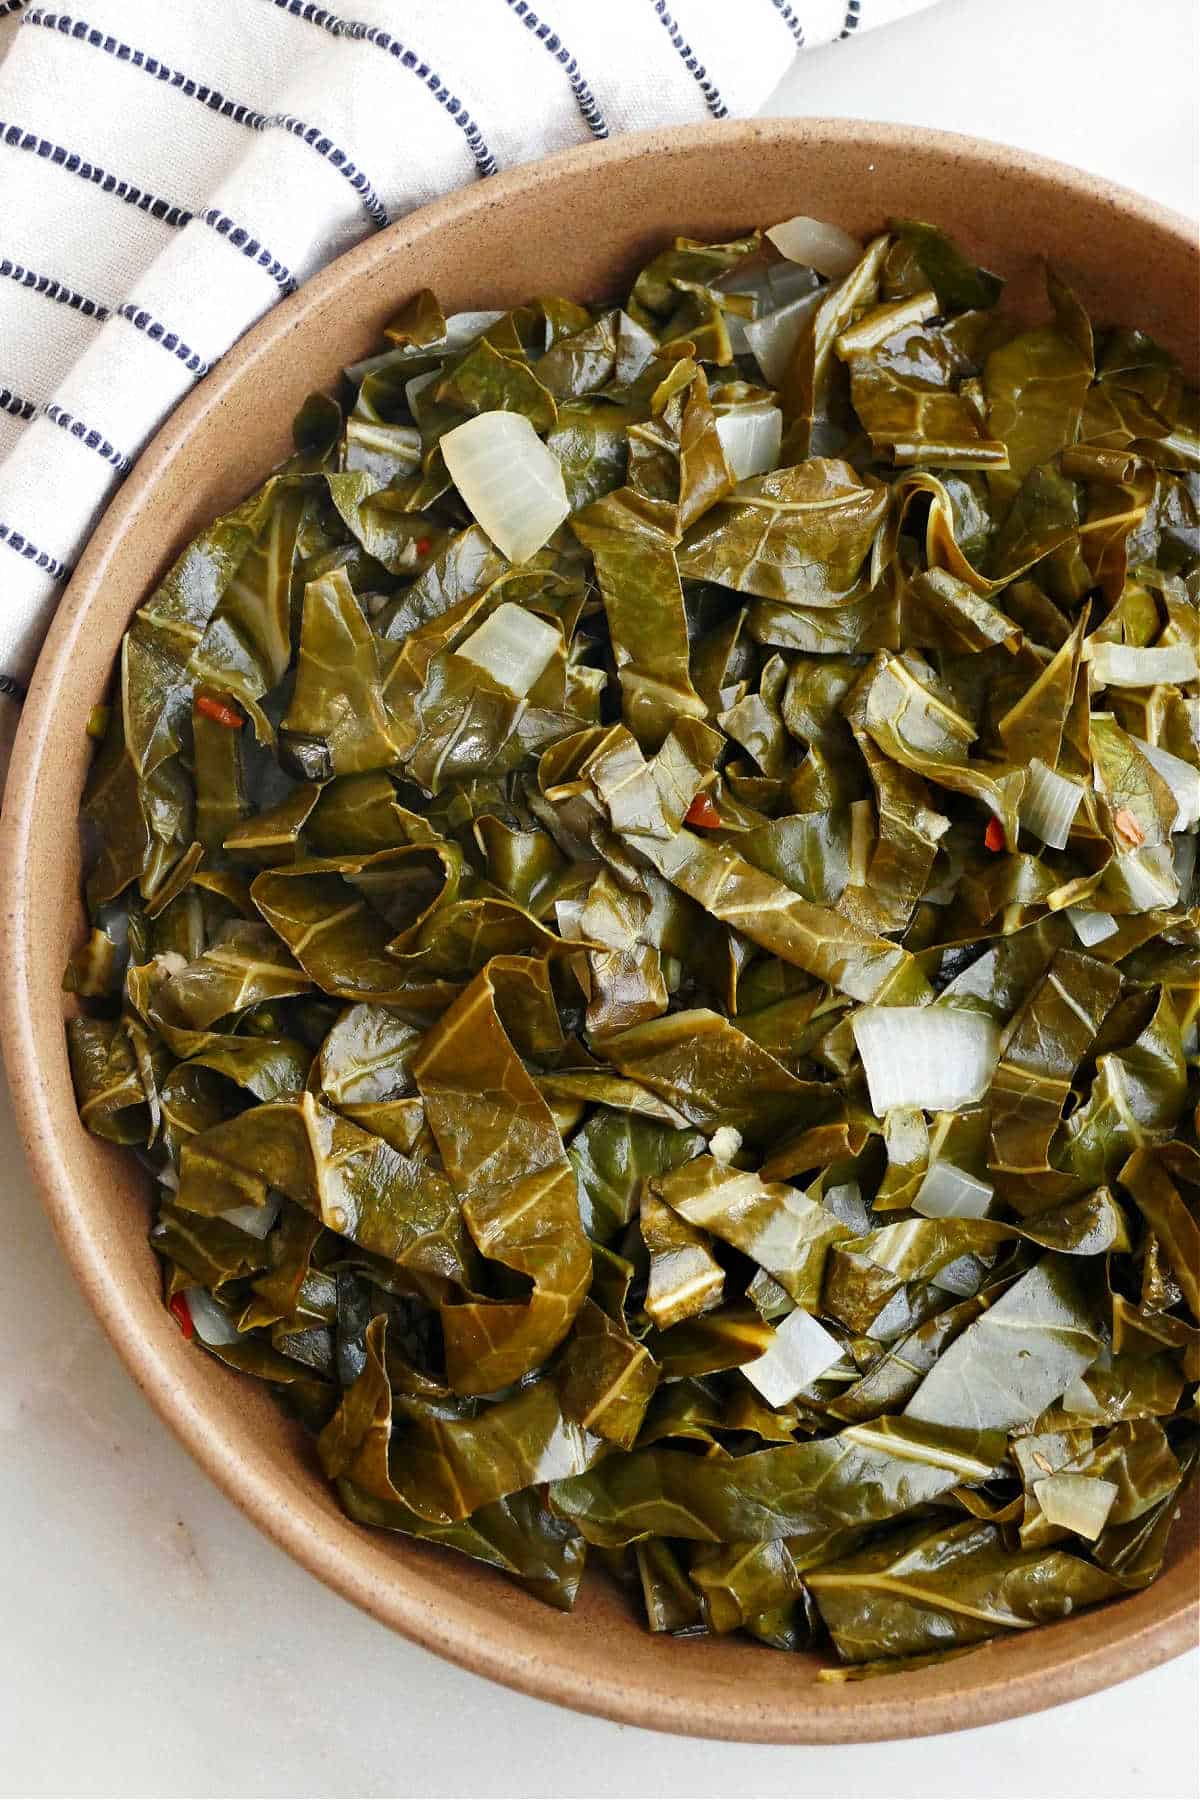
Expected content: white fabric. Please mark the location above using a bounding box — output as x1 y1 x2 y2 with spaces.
0 0 935 703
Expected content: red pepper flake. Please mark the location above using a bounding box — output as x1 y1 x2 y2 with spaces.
1113 807 1146 847
984 817 1005 853
168 1292 194 1341
195 693 243 729
685 792 722 829
415 536 433 556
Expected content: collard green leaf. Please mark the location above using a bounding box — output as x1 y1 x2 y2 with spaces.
886 221 1005 313
603 1007 829 1145
779 236 888 456
413 963 591 1389
808 1518 1122 1663
560 1299 659 1448
549 1415 1004 1549
653 1156 849 1309
281 569 401 779
177 1091 471 1294
569 1110 705 1242
571 489 705 748
635 829 931 1004
904 1258 1104 1436
678 459 887 607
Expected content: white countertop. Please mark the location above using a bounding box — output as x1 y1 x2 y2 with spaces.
1 2 1196 1795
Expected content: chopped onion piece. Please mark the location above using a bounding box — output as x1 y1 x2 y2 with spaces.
823 1180 871 1235
183 1287 240 1347
404 367 441 419
1089 642 1200 687
1066 906 1119 947
914 1161 994 1219
715 405 783 480
1132 736 1200 831
866 1287 920 1342
1033 1474 1118 1539
766 214 863 277
1058 1374 1105 1419
1020 757 1084 849
708 1125 743 1164
931 1253 988 1298
745 287 825 386
851 1006 1001 1115
441 412 569 564
219 1196 281 1241
456 601 561 696
743 1307 843 1407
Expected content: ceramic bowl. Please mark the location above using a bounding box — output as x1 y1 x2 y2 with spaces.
2 120 1196 1743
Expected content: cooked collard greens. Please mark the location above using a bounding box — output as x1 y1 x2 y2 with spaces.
67 215 1199 1673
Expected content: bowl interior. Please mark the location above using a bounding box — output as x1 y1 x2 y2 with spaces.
3 121 1197 1743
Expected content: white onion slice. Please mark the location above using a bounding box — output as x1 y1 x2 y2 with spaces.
914 1161 994 1219
183 1288 240 1347
852 1006 1001 1115
441 411 569 564
1058 1374 1106 1419
823 1180 871 1235
456 601 560 696
1089 642 1200 687
1033 1473 1118 1539
219 1197 281 1241
744 287 825 386
743 1307 843 1407
766 214 863 277
1020 757 1084 849
708 1125 743 1164
1132 735 1200 831
931 1253 988 1298
715 405 782 480
1066 906 1119 947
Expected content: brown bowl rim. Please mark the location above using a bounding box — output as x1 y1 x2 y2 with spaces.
2 118 1197 1744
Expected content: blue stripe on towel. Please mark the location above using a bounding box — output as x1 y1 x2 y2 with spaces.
22 9 389 225
0 386 37 421
0 519 72 582
263 0 500 177
503 2 609 139
647 2 728 119
765 0 806 47
0 256 109 317
116 303 210 377
0 118 192 226
199 209 296 292
41 401 131 471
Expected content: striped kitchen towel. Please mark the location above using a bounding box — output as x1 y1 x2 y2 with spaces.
0 0 935 769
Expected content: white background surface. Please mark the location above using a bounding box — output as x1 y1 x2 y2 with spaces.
1 2 1197 1795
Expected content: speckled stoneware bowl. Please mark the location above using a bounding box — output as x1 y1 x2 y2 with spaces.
2 121 1196 1743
